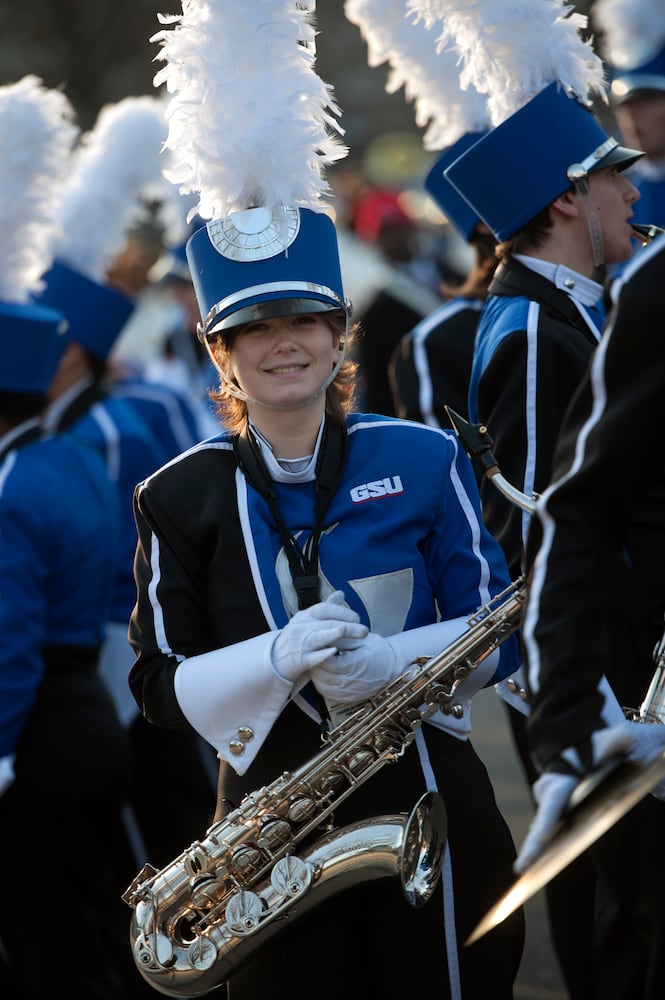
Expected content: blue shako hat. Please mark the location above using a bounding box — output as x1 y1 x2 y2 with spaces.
0 302 68 393
610 42 665 103
424 132 486 242
444 83 643 243
37 261 134 361
186 206 349 342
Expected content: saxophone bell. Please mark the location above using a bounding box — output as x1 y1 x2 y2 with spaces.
127 792 447 998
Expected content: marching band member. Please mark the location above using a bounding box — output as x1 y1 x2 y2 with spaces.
0 75 140 1000
37 95 218 902
522 232 665 1000
595 0 665 245
440 1 665 995
342 0 497 433
127 3 525 998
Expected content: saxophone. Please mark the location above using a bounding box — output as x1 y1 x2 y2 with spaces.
123 579 525 997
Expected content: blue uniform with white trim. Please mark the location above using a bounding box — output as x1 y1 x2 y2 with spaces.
129 411 524 1000
0 419 145 997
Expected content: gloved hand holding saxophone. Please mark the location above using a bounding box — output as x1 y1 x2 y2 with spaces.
273 589 474 708
272 589 403 698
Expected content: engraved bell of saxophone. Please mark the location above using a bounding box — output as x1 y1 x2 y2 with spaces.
123 579 524 997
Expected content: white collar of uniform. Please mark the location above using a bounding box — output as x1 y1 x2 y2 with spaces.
514 254 603 307
248 417 324 483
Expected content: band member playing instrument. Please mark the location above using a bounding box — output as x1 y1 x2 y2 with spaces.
521 231 665 1000
441 1 665 996
126 4 524 998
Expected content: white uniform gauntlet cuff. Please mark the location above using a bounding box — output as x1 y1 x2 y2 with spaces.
175 632 293 776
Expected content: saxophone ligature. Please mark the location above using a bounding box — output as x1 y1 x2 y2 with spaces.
123 580 524 997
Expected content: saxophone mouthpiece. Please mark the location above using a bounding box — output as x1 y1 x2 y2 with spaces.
631 223 665 246
444 406 499 477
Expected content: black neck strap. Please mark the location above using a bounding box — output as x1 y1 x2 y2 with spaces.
233 415 347 609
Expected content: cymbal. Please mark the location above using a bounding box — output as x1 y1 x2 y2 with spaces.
466 750 665 946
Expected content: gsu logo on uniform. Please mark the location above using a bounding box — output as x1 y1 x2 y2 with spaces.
349 476 404 503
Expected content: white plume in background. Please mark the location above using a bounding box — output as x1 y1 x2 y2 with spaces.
151 0 348 223
593 0 665 68
0 76 78 304
409 0 607 127
345 0 488 149
54 95 171 283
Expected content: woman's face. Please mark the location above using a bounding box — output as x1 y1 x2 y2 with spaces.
219 312 340 409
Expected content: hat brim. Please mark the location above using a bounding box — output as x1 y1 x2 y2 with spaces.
597 145 644 172
209 297 345 337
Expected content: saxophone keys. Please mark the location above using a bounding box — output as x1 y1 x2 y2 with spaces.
225 889 265 933
190 874 223 907
287 796 318 824
229 845 264 879
257 817 292 851
133 930 175 970
271 855 313 896
186 935 217 971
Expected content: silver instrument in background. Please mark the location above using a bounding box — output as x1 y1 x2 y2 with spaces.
123 579 524 997
444 406 665 944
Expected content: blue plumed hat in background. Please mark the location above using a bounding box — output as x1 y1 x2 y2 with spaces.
424 133 486 242
33 94 172 362
594 0 665 104
445 84 642 242
610 43 665 103
345 1 490 244
0 76 78 394
0 302 69 393
152 1 350 345
423 1 643 245
38 262 134 362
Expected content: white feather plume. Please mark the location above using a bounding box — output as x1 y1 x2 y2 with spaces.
54 95 171 283
0 76 78 305
151 0 348 222
345 0 489 150
408 0 608 127
594 0 665 69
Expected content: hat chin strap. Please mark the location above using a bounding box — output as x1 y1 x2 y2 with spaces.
211 312 350 412
567 163 606 283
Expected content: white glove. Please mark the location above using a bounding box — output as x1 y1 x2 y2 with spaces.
626 720 665 800
514 722 634 874
271 590 368 683
310 631 401 703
